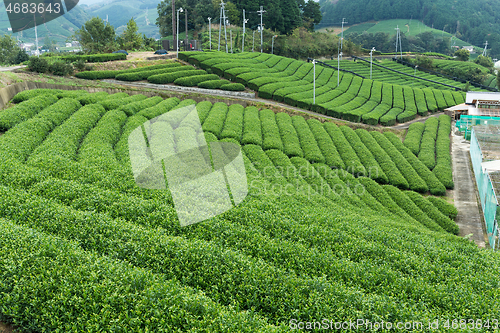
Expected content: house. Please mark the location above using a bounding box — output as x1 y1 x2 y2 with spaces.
462 45 475 54
446 91 500 119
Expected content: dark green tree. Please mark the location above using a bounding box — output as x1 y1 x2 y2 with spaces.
454 48 470 61
122 18 143 50
0 34 20 65
74 17 117 53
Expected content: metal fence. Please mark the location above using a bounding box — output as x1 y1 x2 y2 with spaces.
470 126 500 250
456 115 500 139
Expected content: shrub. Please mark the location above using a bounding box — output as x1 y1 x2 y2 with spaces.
202 102 229 138
260 109 283 151
323 122 365 176
49 61 74 76
220 104 244 142
406 191 459 234
292 116 325 163
119 96 164 116
384 132 446 195
307 119 344 169
427 196 458 220
383 185 445 233
198 80 227 89
404 122 425 155
356 129 408 189
11 89 63 103
0 95 58 131
148 69 207 84
418 117 438 170
370 131 428 193
241 106 262 146
174 74 220 87
28 56 49 73
275 113 303 158
221 83 246 91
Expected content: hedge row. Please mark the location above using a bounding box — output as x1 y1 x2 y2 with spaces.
59 53 126 62
11 89 62 103
220 104 244 142
174 74 220 87
340 126 388 183
383 184 445 233
406 191 459 235
202 102 229 138
307 119 345 170
418 117 439 170
0 98 82 161
362 104 391 126
379 108 403 126
196 101 213 125
119 96 164 116
275 113 303 158
324 122 365 175
78 91 110 105
198 80 227 89
356 129 409 189
291 116 325 163
148 69 208 84
370 131 428 193
427 196 458 220
384 132 446 195
75 63 178 80
28 104 107 162
433 115 454 189
221 83 246 91
100 94 148 111
403 122 425 155
0 94 58 131
241 107 262 146
260 109 284 151
78 109 127 166
114 63 184 81
356 176 415 221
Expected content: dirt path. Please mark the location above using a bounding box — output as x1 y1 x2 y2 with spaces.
451 127 487 248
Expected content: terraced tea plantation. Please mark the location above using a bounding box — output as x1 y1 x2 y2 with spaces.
0 89 499 331
75 60 246 91
179 51 464 126
328 59 485 91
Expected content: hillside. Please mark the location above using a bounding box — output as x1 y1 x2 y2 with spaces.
0 86 499 331
0 0 161 45
318 0 500 56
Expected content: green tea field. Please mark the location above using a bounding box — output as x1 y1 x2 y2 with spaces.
0 88 498 331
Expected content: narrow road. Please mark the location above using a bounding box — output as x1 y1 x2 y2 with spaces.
0 65 25 72
451 127 487 248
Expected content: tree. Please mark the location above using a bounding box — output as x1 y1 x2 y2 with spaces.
122 18 143 50
74 17 117 54
0 34 20 65
301 0 322 31
42 36 57 53
454 48 470 61
473 55 494 69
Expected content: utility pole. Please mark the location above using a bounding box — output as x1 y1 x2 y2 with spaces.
242 9 248 52
483 41 488 57
312 59 316 104
340 18 347 60
395 25 402 59
185 9 188 51
272 35 277 54
370 47 375 79
337 52 342 86
172 0 176 52
221 1 228 53
208 17 212 50
218 1 223 51
253 30 256 52
34 14 38 57
258 6 266 53
176 7 183 58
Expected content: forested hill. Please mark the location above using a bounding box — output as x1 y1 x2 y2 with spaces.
318 0 500 56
